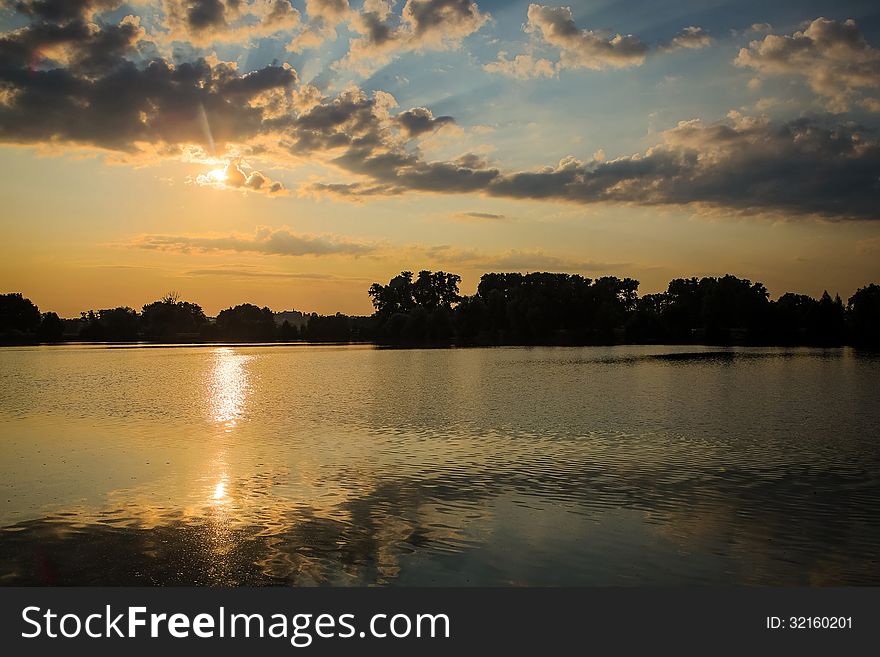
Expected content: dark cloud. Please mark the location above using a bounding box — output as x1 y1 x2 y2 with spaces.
0 6 298 155
161 0 301 44
487 5 710 79
307 105 880 220
10 0 121 23
403 0 485 39
485 115 880 219
330 145 501 196
335 0 487 73
309 181 402 197
2 3 876 220
396 107 454 137
0 58 296 153
735 17 880 113
186 0 227 31
286 0 348 52
526 4 648 70
357 7 393 46
0 7 143 73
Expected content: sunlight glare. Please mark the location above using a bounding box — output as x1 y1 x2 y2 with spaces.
207 168 226 183
208 347 251 431
213 478 228 503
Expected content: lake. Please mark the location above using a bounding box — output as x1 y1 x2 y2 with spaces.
1 344 878 585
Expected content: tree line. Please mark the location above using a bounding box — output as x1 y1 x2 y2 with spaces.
2 271 879 346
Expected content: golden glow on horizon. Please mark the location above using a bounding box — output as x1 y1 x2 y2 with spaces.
2 150 879 319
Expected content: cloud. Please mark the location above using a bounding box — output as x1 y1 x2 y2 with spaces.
0 11 149 76
0 1 299 159
454 211 506 221
306 181 402 198
9 0 123 22
307 107 880 220
3 3 877 221
127 226 377 256
126 226 618 275
855 236 880 255
286 0 349 52
525 4 648 70
334 0 489 74
396 107 455 137
0 4 301 157
184 268 300 278
859 98 880 113
660 26 712 52
483 51 557 79
123 224 614 274
479 251 624 272
402 0 488 46
304 0 350 23
492 114 880 219
193 159 287 194
486 5 710 79
182 266 365 280
735 17 880 113
159 0 301 45
414 244 624 272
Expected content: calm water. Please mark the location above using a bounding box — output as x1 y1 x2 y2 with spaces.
0 344 878 586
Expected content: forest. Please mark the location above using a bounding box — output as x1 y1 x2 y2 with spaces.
2 271 879 347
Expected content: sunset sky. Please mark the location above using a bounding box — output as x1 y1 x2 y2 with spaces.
1 0 879 317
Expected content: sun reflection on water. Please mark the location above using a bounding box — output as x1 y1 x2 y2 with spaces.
212 477 229 504
208 347 251 431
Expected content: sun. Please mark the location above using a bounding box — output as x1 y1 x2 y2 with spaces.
207 168 226 183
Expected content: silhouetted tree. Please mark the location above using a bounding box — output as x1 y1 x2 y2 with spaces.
771 293 817 345
461 272 637 344
0 293 41 341
141 293 206 338
369 270 462 343
369 271 416 317
810 291 846 346
302 313 352 342
6 274 880 348
278 319 299 341
847 284 880 347
215 304 276 341
80 307 139 341
592 276 640 342
412 270 461 310
454 295 489 343
657 276 770 344
37 312 64 342
663 278 701 342
626 293 669 343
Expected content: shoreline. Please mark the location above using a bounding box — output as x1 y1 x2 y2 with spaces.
1 340 873 351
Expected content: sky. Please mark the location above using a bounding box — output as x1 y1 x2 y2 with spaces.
1 0 879 317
